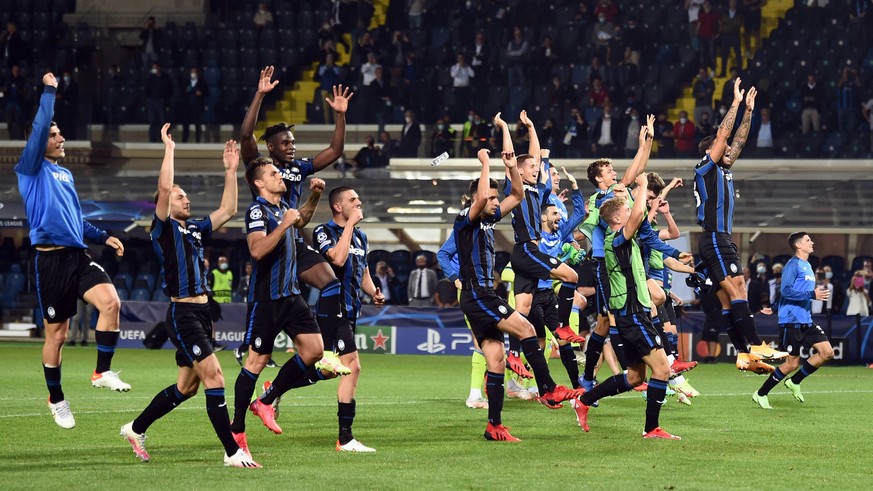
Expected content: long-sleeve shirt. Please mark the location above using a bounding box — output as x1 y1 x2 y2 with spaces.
15 86 107 249
437 231 460 282
537 188 586 289
777 256 816 325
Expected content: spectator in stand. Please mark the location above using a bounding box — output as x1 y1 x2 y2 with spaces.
654 112 675 157
745 264 769 313
1 21 23 69
253 2 274 29
674 110 696 158
849 0 870 45
563 108 589 158
768 262 783 311
697 0 720 70
512 117 530 154
693 67 715 127
863 96 873 155
371 261 402 305
836 65 861 133
397 51 420 113
397 110 422 157
720 67 740 107
387 30 411 80
180 67 209 143
55 71 79 140
824 265 844 314
594 0 619 23
623 16 644 66
846 271 871 316
431 116 457 158
317 53 343 93
536 36 560 83
548 74 571 108
589 76 610 107
750 107 775 157
863 258 873 295
541 117 560 153
461 110 479 157
379 130 395 165
352 31 376 68
591 103 619 157
743 0 765 58
719 0 742 77
408 0 425 30
236 261 252 302
450 53 475 114
145 62 173 143
506 26 530 87
408 254 438 307
4 64 28 140
801 73 823 134
623 108 642 157
811 268 834 315
469 31 491 98
588 55 608 84
367 65 392 133
592 11 616 56
686 0 704 50
360 52 380 87
696 111 715 142
434 277 459 308
139 16 161 67
353 135 385 169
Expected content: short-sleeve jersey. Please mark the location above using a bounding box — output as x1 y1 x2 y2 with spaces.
150 214 213 298
454 206 502 289
693 154 735 234
245 196 299 301
314 220 369 317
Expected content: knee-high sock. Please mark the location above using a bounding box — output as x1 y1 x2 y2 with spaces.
230 368 259 433
260 354 310 404
666 332 679 358
790 360 819 384
133 384 191 434
582 332 606 381
644 378 669 433
559 344 580 388
44 364 64 404
205 387 239 456
723 310 749 353
508 335 522 356
731 300 762 345
581 373 632 406
95 331 119 373
485 372 505 425
756 366 786 396
521 336 556 394
338 399 356 445
558 283 576 326
470 349 486 396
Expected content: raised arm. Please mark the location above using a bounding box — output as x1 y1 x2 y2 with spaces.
724 86 757 167
519 110 541 179
208 139 240 230
620 114 655 187
623 172 649 240
659 177 683 200
155 123 175 220
247 208 301 261
240 66 279 163
295 178 325 228
710 78 745 164
499 150 524 217
492 112 513 179
470 149 492 220
656 199 680 240
14 73 57 175
664 256 695 274
311 85 353 172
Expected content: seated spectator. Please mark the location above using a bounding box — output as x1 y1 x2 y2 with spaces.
253 2 273 29
588 55 608 84
836 65 860 133
654 112 675 157
623 108 642 157
379 130 396 164
720 67 740 107
588 76 610 107
594 0 619 23
693 67 715 128
548 74 572 107
674 111 696 157
535 35 560 82
623 16 643 66
593 10 616 55
696 111 715 143
591 103 619 157
354 135 388 169
431 116 457 157
540 117 561 153
750 107 775 157
563 107 590 158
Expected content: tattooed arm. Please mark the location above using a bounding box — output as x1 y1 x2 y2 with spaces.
724 86 757 167
709 78 745 164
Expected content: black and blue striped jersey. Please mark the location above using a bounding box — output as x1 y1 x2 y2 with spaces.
693 155 735 234
454 206 503 289
150 214 213 298
314 220 369 318
245 197 299 301
504 172 548 243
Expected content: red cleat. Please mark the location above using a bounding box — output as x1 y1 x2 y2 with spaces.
570 399 591 432
554 325 586 344
506 352 533 379
633 382 648 392
670 358 699 378
642 427 682 440
539 384 584 405
249 398 283 434
232 431 250 455
483 423 521 442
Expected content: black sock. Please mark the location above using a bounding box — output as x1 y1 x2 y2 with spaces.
609 327 629 370
95 331 119 373
790 361 818 384
666 332 679 358
338 399 356 444
724 310 749 353
260 355 309 405
581 373 632 406
731 300 762 345
577 308 589 333
316 280 345 349
520 336 556 394
645 377 668 433
557 283 576 326
485 371 504 425
133 384 191 434
205 387 239 456
508 335 522 356
291 365 328 389
230 368 259 433
559 344 580 388
757 367 786 396
44 365 64 404
583 332 606 380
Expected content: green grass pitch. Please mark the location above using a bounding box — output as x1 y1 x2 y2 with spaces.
0 343 870 490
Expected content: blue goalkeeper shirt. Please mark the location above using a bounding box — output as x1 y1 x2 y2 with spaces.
437 231 460 282
777 256 816 325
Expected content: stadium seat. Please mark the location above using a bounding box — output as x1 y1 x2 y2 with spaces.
134 273 156 292
114 273 133 293
152 289 170 302
131 288 151 302
850 256 873 273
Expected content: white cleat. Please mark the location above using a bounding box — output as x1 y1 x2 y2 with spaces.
92 370 131 391
48 399 75 429
465 397 488 409
336 438 376 453
224 448 262 468
120 422 150 462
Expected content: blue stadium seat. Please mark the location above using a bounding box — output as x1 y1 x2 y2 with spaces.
131 288 151 301
114 273 133 293
134 273 155 292
152 289 170 302
116 289 129 301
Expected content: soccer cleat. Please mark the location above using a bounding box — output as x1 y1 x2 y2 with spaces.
233 347 245 366
92 370 131 391
640 386 675 402
642 427 682 440
315 351 351 376
633 382 648 392
570 399 591 431
676 391 692 406
224 448 262 468
538 384 584 409
670 358 698 378
465 397 488 409
261 380 282 420
336 438 376 452
750 342 789 360
265 358 280 368
536 396 564 410
483 423 521 442
783 379 805 403
751 392 773 409
737 353 776 374
249 398 282 434
578 377 599 407
232 431 250 456
506 352 533 379
506 378 534 401
672 380 700 398
554 325 586 344
48 399 75 429
120 422 150 462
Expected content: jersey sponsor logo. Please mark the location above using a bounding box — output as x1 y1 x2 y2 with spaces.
804 274 815 281
523 184 538 193
280 168 303 182
349 246 366 257
249 208 263 220
52 171 71 183
479 221 495 230
416 329 446 354
177 225 202 240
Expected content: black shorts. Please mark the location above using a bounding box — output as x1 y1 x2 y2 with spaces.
296 240 329 276
33 248 112 323
245 295 321 355
511 242 561 295
657 300 678 326
528 289 558 338
323 313 357 356
698 231 741 284
613 312 663 366
460 287 514 346
779 324 829 356
593 257 611 316
165 302 215 367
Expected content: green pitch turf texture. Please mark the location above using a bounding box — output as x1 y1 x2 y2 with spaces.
0 343 870 490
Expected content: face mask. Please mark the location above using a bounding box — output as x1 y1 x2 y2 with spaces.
437 124 445 131
825 272 833 279
468 115 474 122
679 117 687 124
219 263 229 271
756 266 766 274
631 115 638 120
151 68 158 75
719 108 727 116
63 76 71 84
598 16 606 23
190 73 197 80
854 277 865 289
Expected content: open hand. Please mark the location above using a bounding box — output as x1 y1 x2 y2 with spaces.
325 84 354 114
258 66 279 94
223 139 239 172
160 123 174 149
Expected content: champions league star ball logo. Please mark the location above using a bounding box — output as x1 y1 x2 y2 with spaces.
192 344 201 356
249 208 263 220
47 307 55 319
317 232 328 244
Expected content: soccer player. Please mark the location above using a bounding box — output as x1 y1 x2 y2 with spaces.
574 174 681 440
229 158 329 454
119 127 258 467
752 232 833 409
312 186 385 452
692 79 788 370
456 147 582 442
240 66 353 371
14 72 129 429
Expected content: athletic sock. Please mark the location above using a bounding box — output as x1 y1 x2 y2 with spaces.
558 283 576 326
666 332 679 358
485 371 504 426
95 330 119 373
583 332 606 381
290 365 327 389
260 354 308 405
731 300 762 345
44 365 64 404
581 373 632 406
724 310 749 352
338 399 356 445
790 361 818 384
205 387 239 456
470 349 486 394
757 367 786 396
132 384 190 434
230 368 259 433
520 336 556 394
508 335 522 357
644 378 669 433
315 280 345 349
559 344 580 388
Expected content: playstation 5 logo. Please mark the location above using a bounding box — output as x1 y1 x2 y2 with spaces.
417 329 446 354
